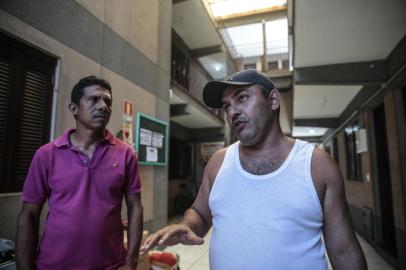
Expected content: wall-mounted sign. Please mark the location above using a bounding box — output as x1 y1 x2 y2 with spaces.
135 113 168 166
122 100 135 145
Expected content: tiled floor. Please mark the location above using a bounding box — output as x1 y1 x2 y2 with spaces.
165 230 394 270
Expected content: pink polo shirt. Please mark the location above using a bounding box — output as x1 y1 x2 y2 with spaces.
22 129 142 270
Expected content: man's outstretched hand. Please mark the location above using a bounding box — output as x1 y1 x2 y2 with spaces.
139 224 204 255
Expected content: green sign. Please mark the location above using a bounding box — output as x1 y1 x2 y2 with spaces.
135 113 168 166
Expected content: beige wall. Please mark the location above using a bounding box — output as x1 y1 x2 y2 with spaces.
76 0 160 63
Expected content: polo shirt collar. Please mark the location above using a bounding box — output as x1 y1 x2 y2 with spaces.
54 129 116 148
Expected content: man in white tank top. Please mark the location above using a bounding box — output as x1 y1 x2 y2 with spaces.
141 70 367 270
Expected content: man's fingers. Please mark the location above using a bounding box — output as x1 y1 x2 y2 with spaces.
140 227 184 254
140 233 162 254
157 228 185 246
182 231 204 245
139 225 203 255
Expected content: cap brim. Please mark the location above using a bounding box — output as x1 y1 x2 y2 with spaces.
203 81 254 108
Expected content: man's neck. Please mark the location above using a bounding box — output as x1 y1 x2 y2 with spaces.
240 123 288 156
238 128 295 175
70 127 105 153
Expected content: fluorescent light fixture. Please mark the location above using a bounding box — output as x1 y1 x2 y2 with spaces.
292 126 328 137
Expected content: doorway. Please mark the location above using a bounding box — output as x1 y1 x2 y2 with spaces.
373 103 397 256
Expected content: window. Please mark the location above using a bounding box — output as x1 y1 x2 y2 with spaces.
268 61 278 70
171 43 189 90
0 31 56 192
244 63 256 70
344 121 363 180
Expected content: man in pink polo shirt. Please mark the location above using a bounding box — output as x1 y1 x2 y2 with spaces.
16 76 143 270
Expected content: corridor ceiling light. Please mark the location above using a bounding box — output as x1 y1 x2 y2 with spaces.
214 65 222 71
206 0 287 20
292 127 328 137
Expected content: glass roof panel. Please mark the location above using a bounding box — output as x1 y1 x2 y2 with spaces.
208 0 287 19
221 23 264 58
266 18 288 55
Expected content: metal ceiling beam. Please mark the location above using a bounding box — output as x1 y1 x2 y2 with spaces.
191 45 222 58
216 9 287 28
294 60 387 85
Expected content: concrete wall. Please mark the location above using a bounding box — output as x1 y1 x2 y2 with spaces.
0 0 171 240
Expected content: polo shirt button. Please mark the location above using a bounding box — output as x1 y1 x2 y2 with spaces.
83 159 88 164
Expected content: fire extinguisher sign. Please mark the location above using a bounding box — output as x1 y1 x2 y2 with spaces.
122 100 134 145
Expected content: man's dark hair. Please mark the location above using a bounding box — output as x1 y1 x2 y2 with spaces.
71 75 112 104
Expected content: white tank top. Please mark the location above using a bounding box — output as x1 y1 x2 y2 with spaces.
208 139 327 270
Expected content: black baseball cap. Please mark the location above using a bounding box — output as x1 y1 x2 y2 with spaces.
203 69 275 108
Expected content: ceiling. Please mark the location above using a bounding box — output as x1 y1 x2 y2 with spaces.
172 0 228 79
294 0 406 67
293 85 362 119
170 86 224 129
292 0 406 138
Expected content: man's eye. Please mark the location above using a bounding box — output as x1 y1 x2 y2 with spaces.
104 99 112 107
223 104 231 112
239 95 248 102
89 97 98 103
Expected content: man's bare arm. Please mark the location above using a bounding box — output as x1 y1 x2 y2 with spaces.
312 149 367 270
140 148 226 254
120 193 143 270
16 202 43 270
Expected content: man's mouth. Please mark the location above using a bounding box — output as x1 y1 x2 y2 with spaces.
93 113 108 120
233 120 246 131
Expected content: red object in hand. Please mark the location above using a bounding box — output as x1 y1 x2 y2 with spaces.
150 251 177 267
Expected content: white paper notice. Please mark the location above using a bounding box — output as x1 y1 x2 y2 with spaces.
140 128 152 146
146 146 158 162
152 132 164 148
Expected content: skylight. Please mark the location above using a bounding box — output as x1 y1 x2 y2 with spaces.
207 0 287 19
266 18 288 54
221 23 264 58
221 18 288 58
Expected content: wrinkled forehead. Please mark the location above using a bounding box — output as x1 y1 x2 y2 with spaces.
83 85 112 98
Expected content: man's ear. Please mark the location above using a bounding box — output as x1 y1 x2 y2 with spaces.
69 103 78 116
268 89 281 111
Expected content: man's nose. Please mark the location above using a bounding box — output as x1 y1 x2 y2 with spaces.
97 99 108 111
227 106 240 121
